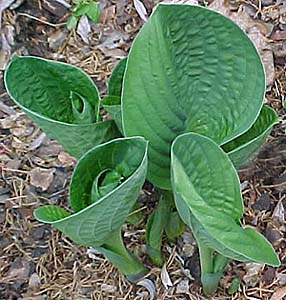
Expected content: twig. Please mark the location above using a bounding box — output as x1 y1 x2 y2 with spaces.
17 12 66 27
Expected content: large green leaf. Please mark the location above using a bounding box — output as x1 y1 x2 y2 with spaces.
122 4 265 189
4 56 120 158
34 137 148 246
224 105 280 168
171 133 280 266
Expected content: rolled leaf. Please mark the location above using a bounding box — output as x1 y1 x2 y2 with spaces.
34 136 148 246
4 56 120 158
223 105 280 168
171 132 280 266
122 4 265 189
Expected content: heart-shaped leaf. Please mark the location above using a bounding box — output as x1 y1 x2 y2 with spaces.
4 56 120 158
34 136 148 246
122 4 265 189
171 132 280 266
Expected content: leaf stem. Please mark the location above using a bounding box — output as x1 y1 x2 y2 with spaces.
198 241 228 296
94 228 148 282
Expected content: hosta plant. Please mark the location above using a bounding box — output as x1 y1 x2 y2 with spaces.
4 3 281 296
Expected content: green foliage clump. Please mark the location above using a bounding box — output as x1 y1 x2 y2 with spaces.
4 4 281 295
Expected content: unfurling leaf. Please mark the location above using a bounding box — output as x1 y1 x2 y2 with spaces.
4 56 120 158
34 137 148 280
34 137 148 245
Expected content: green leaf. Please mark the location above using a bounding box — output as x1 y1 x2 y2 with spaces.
126 202 144 225
165 211 185 242
4 56 120 158
228 277 240 295
107 58 127 96
223 105 280 168
34 205 70 222
34 136 148 246
171 132 280 266
122 4 265 190
72 1 100 22
66 15 78 29
86 2 100 23
95 228 148 282
102 96 123 133
73 2 91 17
101 58 127 134
91 168 123 202
70 91 96 124
145 195 168 266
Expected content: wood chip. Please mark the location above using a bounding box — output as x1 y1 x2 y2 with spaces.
161 263 173 289
134 0 147 22
270 286 286 300
30 167 55 191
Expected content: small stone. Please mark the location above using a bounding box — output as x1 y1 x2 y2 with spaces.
31 226 49 240
263 267 276 284
265 223 282 246
6 259 31 281
0 207 5 223
28 273 41 290
101 284 117 293
261 0 274 6
80 286 94 295
48 30 67 50
276 273 286 286
253 193 271 211
243 263 263 287
0 233 10 248
176 279 190 294
30 167 55 191
181 232 195 257
184 248 201 281
32 247 49 258
42 0 68 16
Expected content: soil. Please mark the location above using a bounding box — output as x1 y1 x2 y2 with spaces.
0 1 285 300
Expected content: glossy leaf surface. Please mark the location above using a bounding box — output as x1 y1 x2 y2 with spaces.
171 133 280 266
122 4 265 189
34 137 148 246
4 56 120 158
